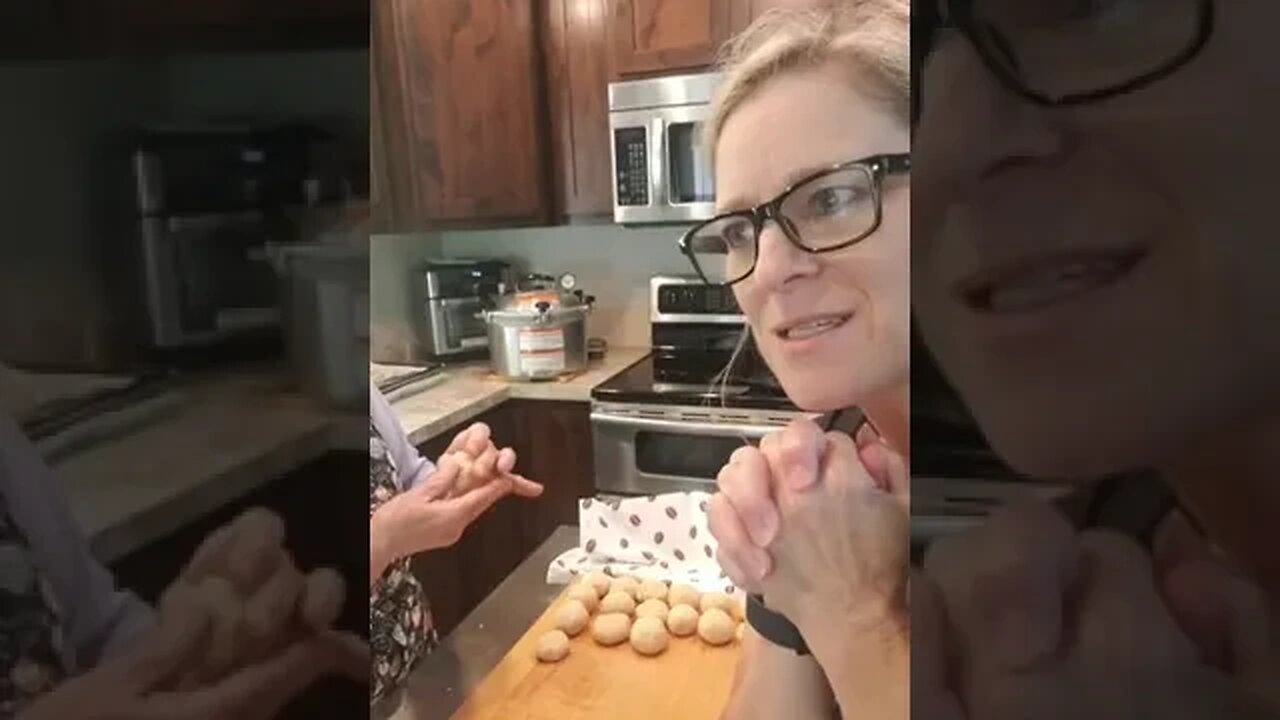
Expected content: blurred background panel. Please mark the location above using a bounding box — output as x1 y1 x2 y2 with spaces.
0 3 371 716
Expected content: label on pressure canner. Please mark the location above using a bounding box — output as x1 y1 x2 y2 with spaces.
519 328 566 374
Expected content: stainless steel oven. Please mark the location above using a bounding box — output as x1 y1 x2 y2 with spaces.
591 401 815 496
608 72 722 225
590 274 819 495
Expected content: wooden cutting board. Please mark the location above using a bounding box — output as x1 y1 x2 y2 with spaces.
450 587 744 720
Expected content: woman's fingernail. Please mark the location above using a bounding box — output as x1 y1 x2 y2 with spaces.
753 552 771 581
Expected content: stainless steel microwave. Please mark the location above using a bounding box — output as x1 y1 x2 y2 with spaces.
608 72 722 225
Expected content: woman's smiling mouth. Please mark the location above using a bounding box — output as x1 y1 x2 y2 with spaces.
957 247 1149 315
775 313 854 341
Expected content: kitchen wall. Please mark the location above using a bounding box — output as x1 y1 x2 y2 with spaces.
0 49 368 368
0 59 167 366
369 231 441 361
369 224 694 362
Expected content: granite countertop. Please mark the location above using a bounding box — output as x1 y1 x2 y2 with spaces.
51 346 644 564
49 369 364 562
373 347 649 445
376 525 579 720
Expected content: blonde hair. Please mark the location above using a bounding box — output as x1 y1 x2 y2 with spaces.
705 1 911 166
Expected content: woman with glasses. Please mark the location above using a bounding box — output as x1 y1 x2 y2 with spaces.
682 3 911 718
913 0 1280 714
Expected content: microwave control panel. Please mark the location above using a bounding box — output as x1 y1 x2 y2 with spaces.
614 127 650 206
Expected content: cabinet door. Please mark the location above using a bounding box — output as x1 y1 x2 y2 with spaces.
730 0 772 33
369 15 409 234
406 400 595 636
544 0 614 218
265 0 368 47
410 404 531 637
0 1 66 59
110 0 259 54
508 400 596 547
107 0 365 54
373 0 551 228
607 0 736 78
117 0 256 31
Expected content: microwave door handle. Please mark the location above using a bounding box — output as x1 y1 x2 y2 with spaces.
590 410 778 441
650 117 666 206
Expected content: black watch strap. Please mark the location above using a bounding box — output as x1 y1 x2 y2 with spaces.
746 594 811 655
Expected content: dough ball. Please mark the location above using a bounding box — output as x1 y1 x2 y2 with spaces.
699 592 735 616
637 579 668 603
566 582 600 613
585 571 612 598
666 604 699 637
735 622 745 643
697 608 735 646
591 612 632 647
629 616 670 657
535 630 570 662
600 590 637 616
610 576 641 600
556 599 591 637
667 584 701 609
635 598 669 622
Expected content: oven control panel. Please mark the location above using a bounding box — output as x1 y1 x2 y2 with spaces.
650 276 743 325
656 284 739 315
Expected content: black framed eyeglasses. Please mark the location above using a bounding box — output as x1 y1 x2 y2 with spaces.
677 154 910 287
924 0 1215 107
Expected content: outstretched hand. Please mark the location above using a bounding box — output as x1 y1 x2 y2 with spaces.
433 422 543 500
373 433 545 579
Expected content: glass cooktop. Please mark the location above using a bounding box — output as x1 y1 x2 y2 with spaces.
591 352 798 411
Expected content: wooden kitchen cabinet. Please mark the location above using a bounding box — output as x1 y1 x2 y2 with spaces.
411 404 524 637
543 0 615 219
731 0 773 33
557 0 768 215
605 0 738 79
506 399 597 545
0 1 64 60
371 0 552 230
409 400 595 637
3 0 365 59
107 0 367 55
371 0 768 229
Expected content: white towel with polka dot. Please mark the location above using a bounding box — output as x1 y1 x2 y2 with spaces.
545 491 745 600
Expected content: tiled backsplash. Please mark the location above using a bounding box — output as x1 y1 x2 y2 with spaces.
370 223 695 362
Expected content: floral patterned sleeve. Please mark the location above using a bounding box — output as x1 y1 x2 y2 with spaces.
369 420 438 704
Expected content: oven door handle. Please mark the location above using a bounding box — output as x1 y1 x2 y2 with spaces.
590 410 780 440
